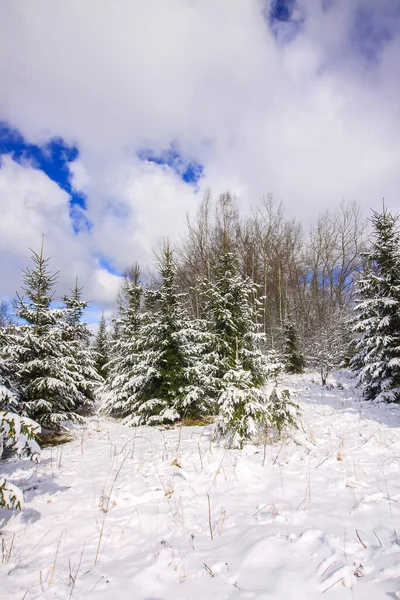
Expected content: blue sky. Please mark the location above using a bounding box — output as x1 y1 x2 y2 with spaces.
0 123 203 296
137 145 204 186
0 122 92 234
0 122 84 207
0 0 399 317
0 122 203 234
270 0 296 22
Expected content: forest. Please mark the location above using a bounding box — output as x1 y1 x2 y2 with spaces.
1 192 400 510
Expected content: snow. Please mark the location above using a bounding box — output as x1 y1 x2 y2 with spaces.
1 370 400 599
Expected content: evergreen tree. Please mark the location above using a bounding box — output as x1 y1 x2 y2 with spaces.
203 242 295 446
143 245 215 423
0 410 40 509
215 365 269 447
351 207 400 402
94 312 109 378
140 247 190 422
102 263 145 418
201 247 265 383
0 328 17 412
103 250 215 424
61 280 102 409
2 245 89 430
283 318 305 374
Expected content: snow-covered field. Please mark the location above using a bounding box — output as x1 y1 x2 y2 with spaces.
1 371 400 600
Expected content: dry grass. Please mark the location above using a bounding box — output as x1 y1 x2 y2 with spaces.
175 416 215 428
38 430 74 447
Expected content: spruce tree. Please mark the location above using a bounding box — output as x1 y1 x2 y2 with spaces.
102 264 145 418
351 207 400 402
202 242 295 447
142 245 215 423
103 250 215 424
0 411 40 509
202 246 265 383
140 246 189 422
2 245 87 430
94 312 109 378
61 280 102 410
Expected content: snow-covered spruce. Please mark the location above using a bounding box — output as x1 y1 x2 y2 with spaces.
201 246 266 385
94 311 110 378
101 263 146 419
203 243 296 446
61 280 102 410
215 362 297 448
0 406 40 510
1 246 100 430
102 251 216 425
215 366 268 448
351 207 400 402
0 349 18 412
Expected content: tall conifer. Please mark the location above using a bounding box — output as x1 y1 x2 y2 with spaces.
351 207 400 402
3 245 87 429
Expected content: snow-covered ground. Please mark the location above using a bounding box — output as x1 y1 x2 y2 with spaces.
1 370 400 600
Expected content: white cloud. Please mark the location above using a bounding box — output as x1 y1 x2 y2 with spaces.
0 156 121 306
1 0 400 306
91 268 122 306
85 159 200 270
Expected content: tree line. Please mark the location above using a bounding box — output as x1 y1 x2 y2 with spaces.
1 192 400 465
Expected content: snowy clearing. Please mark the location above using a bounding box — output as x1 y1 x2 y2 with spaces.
1 371 400 600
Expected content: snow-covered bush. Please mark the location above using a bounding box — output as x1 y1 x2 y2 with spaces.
215 365 298 448
306 310 348 386
266 385 298 435
215 366 270 448
0 409 40 510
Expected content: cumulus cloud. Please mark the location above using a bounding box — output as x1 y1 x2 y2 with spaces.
91 267 122 306
0 156 119 307
0 0 400 306
73 157 200 270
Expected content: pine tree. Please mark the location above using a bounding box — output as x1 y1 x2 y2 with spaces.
0 328 17 412
103 250 215 424
203 242 295 447
351 207 400 402
201 247 265 383
0 411 40 509
143 245 215 423
140 247 190 423
61 280 102 410
94 312 109 378
2 245 88 430
102 263 145 418
283 318 305 374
